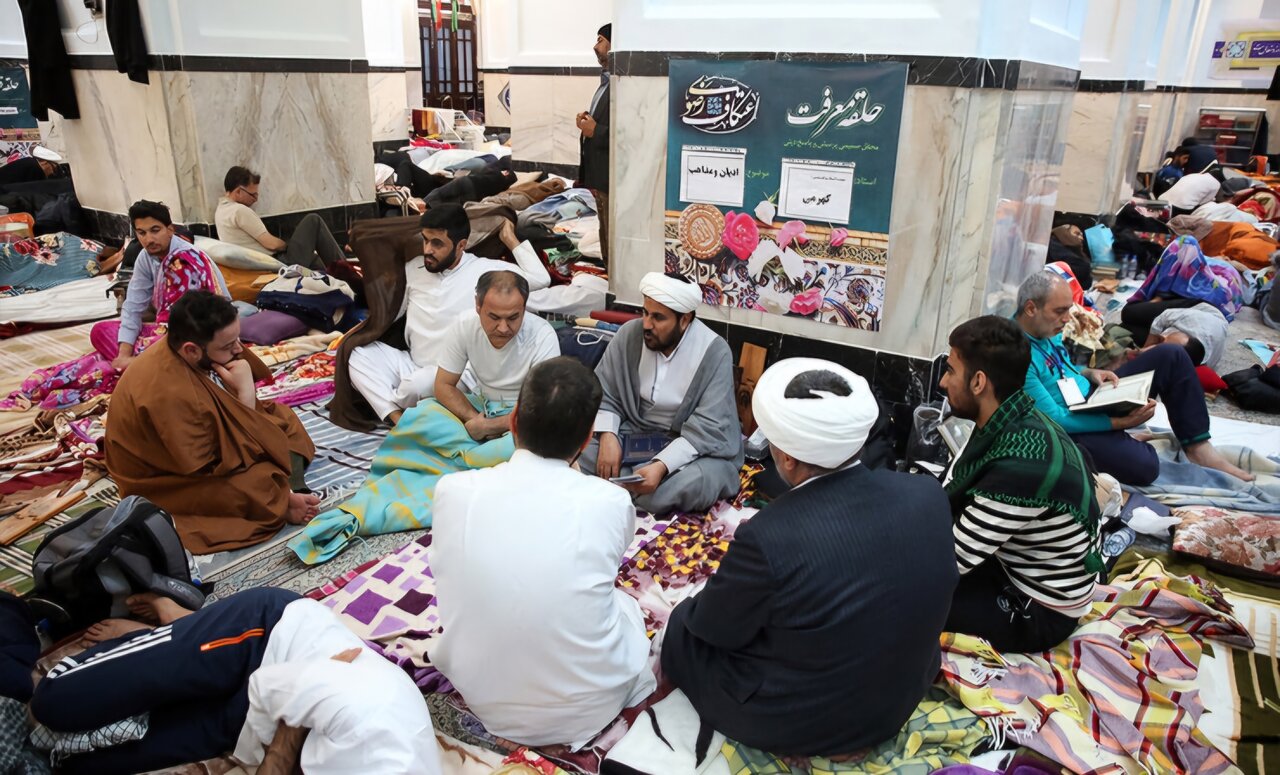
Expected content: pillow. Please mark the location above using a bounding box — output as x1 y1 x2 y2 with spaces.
513 171 544 186
1196 365 1228 394
1173 506 1280 580
194 236 284 272
239 309 309 345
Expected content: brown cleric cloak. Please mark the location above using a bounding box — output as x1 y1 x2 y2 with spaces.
104 339 315 554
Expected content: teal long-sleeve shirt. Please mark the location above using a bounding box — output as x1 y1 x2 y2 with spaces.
1022 331 1113 435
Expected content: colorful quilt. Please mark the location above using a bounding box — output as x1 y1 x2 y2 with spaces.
939 563 1255 774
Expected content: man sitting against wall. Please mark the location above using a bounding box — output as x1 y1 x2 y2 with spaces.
215 166 346 269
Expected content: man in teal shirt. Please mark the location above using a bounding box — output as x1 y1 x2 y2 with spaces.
1014 272 1251 486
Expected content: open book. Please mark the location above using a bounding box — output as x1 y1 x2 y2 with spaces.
1068 371 1153 415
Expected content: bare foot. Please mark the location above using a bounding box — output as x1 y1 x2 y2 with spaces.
79 619 150 647
1186 442 1256 482
287 492 322 525
126 592 195 625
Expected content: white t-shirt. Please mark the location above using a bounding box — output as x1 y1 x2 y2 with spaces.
437 310 560 402
1151 302 1230 369
214 196 272 252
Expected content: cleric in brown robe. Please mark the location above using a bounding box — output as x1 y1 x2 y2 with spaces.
105 290 320 554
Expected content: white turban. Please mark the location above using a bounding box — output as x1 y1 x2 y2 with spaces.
639 272 701 314
752 357 879 469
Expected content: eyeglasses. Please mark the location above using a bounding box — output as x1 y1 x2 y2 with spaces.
237 186 259 202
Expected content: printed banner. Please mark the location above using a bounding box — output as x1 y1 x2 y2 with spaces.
664 60 906 331
0 67 37 131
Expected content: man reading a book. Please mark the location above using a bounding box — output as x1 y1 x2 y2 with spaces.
1014 271 1252 485
578 272 743 514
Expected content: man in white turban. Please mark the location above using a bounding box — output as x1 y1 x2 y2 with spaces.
661 358 957 757
580 272 743 514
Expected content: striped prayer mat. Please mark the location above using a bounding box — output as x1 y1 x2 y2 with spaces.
0 321 99 436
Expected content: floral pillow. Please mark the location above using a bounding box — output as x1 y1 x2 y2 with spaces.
1172 506 1280 577
0 232 104 292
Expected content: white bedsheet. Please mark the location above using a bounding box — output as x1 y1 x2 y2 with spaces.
0 275 117 324
1148 403 1280 459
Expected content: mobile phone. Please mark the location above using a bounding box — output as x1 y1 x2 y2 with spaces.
609 474 645 485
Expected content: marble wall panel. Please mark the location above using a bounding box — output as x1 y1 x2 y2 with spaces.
368 71 410 142
162 71 375 222
59 69 185 219
980 88 1074 316
406 69 424 111
1058 91 1144 214
510 74 603 166
483 72 512 126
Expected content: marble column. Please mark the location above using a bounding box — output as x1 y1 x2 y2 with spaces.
610 55 1079 362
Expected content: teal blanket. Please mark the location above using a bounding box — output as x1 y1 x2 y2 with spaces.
289 397 514 564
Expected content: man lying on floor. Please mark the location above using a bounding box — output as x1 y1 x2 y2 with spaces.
105 291 320 554
661 358 957 756
579 272 743 515
1015 271 1252 486
431 357 656 747
347 204 550 425
30 588 442 775
940 316 1100 652
434 269 560 440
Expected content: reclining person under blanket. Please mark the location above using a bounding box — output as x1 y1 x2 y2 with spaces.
30 588 442 775
345 204 550 425
578 271 744 515
1015 271 1252 486
430 357 656 747
105 291 320 555
661 358 957 757
939 316 1101 653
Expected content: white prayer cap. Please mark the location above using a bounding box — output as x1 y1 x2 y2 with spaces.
31 146 62 162
639 271 701 314
752 357 879 469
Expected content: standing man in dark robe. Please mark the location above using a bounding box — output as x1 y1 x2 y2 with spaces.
577 24 611 262
580 272 743 514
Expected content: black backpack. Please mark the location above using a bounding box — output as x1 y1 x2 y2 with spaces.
29 495 206 637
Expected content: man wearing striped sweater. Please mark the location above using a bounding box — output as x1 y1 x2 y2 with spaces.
939 316 1102 653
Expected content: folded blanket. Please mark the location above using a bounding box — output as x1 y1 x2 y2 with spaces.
1137 441 1280 514
288 397 514 564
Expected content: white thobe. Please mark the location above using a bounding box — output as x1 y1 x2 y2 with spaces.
232 599 442 775
348 243 550 419
430 449 657 747
593 318 719 473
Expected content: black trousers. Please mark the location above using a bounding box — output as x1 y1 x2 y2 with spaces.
30 588 299 775
1119 295 1200 343
945 560 1078 653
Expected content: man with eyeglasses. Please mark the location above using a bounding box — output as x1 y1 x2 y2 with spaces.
215 166 346 269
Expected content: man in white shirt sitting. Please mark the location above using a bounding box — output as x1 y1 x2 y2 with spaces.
347 204 550 425
581 272 743 515
434 270 560 441
431 357 656 747
214 166 346 270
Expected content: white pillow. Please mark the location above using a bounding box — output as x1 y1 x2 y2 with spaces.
195 236 285 272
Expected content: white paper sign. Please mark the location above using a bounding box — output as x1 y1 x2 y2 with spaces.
679 145 747 207
777 158 855 224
